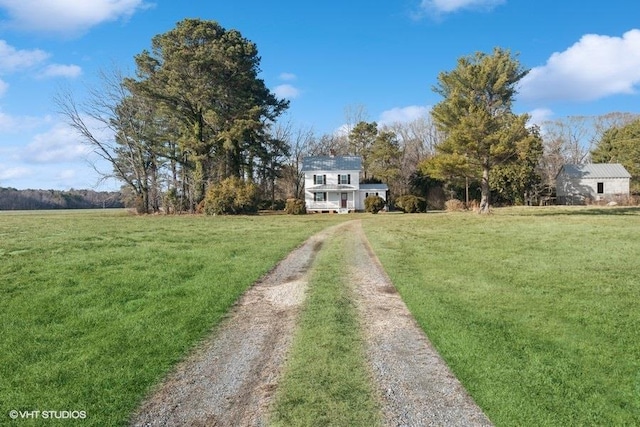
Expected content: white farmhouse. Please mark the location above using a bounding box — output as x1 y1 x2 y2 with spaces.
301 155 388 213
556 163 631 204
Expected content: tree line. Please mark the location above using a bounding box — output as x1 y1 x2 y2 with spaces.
0 188 123 210
58 19 640 214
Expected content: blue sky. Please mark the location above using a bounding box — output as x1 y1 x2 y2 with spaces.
1 0 639 190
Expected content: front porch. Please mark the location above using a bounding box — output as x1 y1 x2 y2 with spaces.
305 187 358 212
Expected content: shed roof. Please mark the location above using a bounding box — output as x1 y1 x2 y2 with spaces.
302 156 362 171
558 163 631 179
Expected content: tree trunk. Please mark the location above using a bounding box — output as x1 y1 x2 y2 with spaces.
150 159 160 213
479 163 490 214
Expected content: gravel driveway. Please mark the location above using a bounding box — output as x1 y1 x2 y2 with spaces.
349 220 492 426
131 220 492 426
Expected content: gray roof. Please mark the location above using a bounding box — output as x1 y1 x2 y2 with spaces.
360 183 389 191
307 184 356 191
302 156 362 171
558 163 631 179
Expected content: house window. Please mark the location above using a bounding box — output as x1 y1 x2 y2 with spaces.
313 174 326 185
314 192 327 202
597 182 604 194
339 174 351 185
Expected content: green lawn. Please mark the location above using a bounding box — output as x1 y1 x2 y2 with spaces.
0 210 345 426
4 207 640 426
362 207 640 426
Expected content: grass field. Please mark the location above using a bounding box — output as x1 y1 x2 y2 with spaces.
363 207 640 426
0 210 346 426
3 207 640 426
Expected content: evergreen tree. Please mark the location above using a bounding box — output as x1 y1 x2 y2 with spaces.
430 48 532 213
129 19 288 210
591 118 640 192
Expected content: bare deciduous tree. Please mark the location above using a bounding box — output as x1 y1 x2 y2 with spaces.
539 113 640 189
55 68 161 214
383 115 444 195
277 123 315 199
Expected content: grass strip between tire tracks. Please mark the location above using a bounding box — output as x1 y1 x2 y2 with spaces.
269 229 381 427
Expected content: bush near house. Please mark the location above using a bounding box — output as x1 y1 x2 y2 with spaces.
445 199 465 212
257 199 286 211
284 198 307 215
395 194 427 213
364 195 385 214
203 177 258 215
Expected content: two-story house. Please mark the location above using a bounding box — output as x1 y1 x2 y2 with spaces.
301 155 388 213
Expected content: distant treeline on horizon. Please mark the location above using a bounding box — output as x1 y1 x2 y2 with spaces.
0 187 124 210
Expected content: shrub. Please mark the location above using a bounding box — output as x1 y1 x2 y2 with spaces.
364 195 385 214
466 199 480 212
203 177 258 215
445 199 465 212
395 194 427 213
284 198 307 215
258 199 286 211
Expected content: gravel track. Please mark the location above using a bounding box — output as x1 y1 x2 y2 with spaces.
348 220 492 426
130 223 347 426
131 219 492 426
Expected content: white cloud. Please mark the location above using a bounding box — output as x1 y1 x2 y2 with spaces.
279 72 297 81
56 169 77 180
379 105 430 125
0 40 82 82
0 40 49 72
527 108 554 126
0 164 31 180
54 168 80 186
0 0 151 35
520 29 640 103
333 123 351 137
38 64 82 79
22 123 92 163
0 78 8 97
419 0 505 15
0 110 43 132
0 111 15 131
274 84 300 99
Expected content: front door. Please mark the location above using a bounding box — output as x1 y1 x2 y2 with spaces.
340 193 348 209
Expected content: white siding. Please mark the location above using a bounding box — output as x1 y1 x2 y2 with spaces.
303 170 360 191
304 169 360 211
557 175 630 204
358 189 387 211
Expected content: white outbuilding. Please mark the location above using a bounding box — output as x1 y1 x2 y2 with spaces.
556 163 631 204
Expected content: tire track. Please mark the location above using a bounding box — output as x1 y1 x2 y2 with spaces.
348 220 493 427
130 222 350 427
